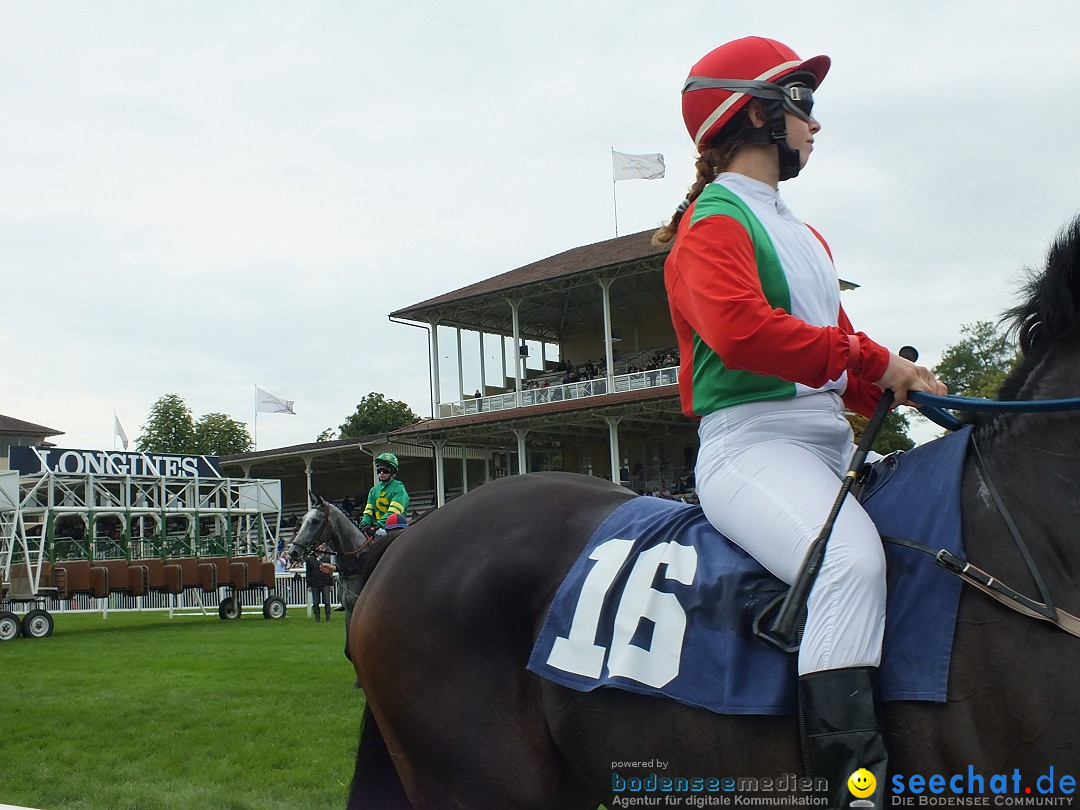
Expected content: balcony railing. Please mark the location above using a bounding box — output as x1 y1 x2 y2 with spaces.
437 366 680 418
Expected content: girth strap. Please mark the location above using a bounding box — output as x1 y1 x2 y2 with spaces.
968 434 1058 618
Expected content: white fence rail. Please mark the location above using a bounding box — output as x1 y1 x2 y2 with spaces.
439 366 679 418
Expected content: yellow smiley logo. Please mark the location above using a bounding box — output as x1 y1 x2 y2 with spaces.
848 768 876 798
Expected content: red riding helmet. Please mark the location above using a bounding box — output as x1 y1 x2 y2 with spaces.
681 36 830 150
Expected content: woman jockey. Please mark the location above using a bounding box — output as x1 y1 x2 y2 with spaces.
655 36 946 807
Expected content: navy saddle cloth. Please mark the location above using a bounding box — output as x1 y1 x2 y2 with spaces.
528 427 970 715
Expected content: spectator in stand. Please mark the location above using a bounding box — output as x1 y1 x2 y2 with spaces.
340 496 354 517
275 550 291 573
305 545 334 622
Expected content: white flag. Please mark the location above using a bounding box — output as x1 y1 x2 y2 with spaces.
114 414 129 450
612 151 665 181
256 387 296 414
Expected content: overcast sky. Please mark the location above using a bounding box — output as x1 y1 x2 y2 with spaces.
4 1 1079 452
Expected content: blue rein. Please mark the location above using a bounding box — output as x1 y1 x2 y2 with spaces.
908 390 1080 430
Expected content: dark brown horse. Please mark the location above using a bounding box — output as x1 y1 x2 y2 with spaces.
345 217 1080 809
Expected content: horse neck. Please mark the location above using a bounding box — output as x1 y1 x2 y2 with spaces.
968 337 1080 587
325 508 368 555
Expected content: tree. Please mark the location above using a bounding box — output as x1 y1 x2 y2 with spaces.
339 392 421 439
933 320 1019 399
136 394 196 453
315 428 336 442
846 410 915 455
137 395 252 455
194 413 253 455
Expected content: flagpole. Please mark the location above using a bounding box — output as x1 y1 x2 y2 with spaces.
611 147 620 238
253 385 258 452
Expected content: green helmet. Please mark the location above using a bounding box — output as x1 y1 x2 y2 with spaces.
375 452 399 472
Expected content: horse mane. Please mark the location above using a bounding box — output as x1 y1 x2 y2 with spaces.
997 213 1080 398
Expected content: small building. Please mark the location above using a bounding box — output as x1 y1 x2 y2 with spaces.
0 414 64 471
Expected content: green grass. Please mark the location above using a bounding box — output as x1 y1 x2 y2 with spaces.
0 610 363 810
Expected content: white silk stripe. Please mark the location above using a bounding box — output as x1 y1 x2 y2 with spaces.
692 59 803 146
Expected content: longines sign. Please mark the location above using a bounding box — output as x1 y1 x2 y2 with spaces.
9 447 222 479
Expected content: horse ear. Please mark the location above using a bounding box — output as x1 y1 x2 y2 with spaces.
309 491 326 507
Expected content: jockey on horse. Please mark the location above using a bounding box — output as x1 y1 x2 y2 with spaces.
322 452 410 672
655 36 947 807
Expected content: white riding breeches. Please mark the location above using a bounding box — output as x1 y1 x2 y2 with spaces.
696 392 886 675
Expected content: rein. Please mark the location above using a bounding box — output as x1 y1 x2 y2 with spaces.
336 531 376 557
884 432 1080 640
908 390 1080 431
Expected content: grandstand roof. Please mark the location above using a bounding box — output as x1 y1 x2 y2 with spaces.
390 230 670 339
0 414 64 438
218 431 452 482
390 228 856 339
393 230 666 314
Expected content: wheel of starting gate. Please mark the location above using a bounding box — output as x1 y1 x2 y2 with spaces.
21 609 54 639
0 611 21 641
262 596 286 620
218 596 242 620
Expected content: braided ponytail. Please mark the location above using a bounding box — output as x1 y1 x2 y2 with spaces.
652 141 742 245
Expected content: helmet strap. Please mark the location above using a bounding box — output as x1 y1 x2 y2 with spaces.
713 99 802 181
760 98 802 181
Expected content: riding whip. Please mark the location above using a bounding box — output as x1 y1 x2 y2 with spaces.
764 346 918 650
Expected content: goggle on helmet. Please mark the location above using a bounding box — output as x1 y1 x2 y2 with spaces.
683 74 817 128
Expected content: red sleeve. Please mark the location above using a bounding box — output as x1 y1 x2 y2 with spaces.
668 215 889 392
837 306 891 418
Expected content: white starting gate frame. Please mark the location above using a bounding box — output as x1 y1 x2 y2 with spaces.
1 455 281 604
0 471 21 602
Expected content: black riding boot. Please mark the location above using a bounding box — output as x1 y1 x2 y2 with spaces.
799 667 888 810
324 607 331 622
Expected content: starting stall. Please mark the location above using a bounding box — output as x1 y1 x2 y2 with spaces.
0 447 286 641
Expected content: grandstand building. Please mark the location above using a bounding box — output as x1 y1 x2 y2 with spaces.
384 230 693 505
220 229 856 515
220 230 692 514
